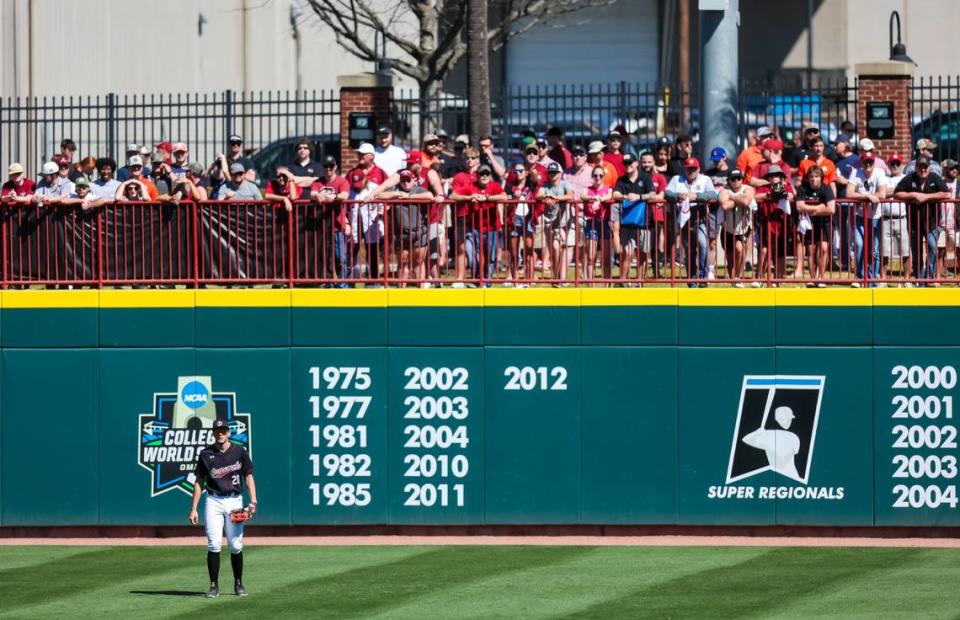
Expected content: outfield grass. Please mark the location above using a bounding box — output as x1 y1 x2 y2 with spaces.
0 545 956 619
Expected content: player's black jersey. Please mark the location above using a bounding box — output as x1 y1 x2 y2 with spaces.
195 444 254 496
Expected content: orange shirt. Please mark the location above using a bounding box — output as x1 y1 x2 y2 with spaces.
737 145 764 181
599 160 619 187
798 156 836 184
421 152 440 173
137 177 160 200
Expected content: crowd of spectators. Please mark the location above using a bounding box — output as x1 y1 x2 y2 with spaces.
2 123 957 287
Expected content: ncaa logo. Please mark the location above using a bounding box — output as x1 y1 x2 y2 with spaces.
726 376 825 484
180 380 209 409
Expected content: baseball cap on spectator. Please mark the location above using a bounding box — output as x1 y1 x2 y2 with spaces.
729 169 744 181
187 162 204 175
521 136 536 149
804 124 820 134
53 155 70 167
656 136 673 147
398 170 415 182
8 163 24 175
377 126 392 135
139 146 151 156
347 169 366 184
587 141 605 154
757 126 774 138
41 162 58 175
622 153 638 166
762 139 784 151
229 162 246 175
546 162 563 174
155 141 173 153
546 126 563 137
357 142 375 155
422 133 440 144
833 134 851 145
127 155 144 167
455 134 469 146
406 150 422 165
151 153 165 165
229 134 243 144
607 131 622 140
436 129 449 140
917 156 932 168
859 138 876 152
943 159 959 170
524 144 539 154
764 164 786 179
709 147 727 161
172 142 188 154
536 137 547 147
572 145 586 156
888 152 903 163
126 143 140 154
477 164 492 175
916 138 937 151
321 155 338 167
861 152 876 163
684 157 700 169
74 176 90 187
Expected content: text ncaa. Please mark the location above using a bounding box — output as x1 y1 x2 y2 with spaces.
138 376 252 497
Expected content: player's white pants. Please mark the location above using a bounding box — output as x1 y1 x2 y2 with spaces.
204 493 244 553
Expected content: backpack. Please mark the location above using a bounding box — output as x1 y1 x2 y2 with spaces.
621 199 647 227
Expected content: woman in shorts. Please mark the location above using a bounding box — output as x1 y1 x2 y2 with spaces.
505 163 539 286
796 165 836 286
580 167 612 282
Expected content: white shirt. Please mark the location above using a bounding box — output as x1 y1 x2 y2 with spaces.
374 144 407 177
848 167 888 220
349 184 383 244
666 173 716 229
882 173 907 218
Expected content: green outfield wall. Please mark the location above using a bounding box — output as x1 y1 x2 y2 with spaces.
1 287 960 527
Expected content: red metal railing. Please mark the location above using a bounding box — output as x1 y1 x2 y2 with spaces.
1 198 958 288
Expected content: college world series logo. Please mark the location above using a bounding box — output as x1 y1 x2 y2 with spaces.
709 375 844 501
138 376 252 497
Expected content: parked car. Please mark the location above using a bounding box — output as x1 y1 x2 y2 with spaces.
913 111 960 160
247 135 340 186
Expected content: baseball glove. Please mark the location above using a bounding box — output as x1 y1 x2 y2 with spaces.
230 507 252 523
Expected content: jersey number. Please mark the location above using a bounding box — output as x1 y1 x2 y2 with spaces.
231 474 240 486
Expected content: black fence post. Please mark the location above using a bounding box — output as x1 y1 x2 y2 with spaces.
224 89 235 140
106 93 117 161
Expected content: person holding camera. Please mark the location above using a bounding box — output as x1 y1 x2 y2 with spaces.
755 165 795 285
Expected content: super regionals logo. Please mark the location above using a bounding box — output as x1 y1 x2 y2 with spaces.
709 375 844 501
138 376 252 497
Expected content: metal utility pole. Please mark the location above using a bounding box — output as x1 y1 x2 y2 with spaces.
699 0 738 162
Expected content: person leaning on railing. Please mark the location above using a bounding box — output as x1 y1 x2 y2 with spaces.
90 158 120 201
177 162 208 202
665 157 717 287
580 163 613 282
893 155 951 285
61 176 107 211
795 166 836 287
1 163 36 205
375 169 434 287
718 169 756 287
879 153 910 282
611 153 658 285
309 160 350 283
34 161 74 206
935 159 959 283
263 166 300 213
114 155 159 201
214 162 262 201
504 162 540 286
536 162 576 284
754 165 795 285
845 152 889 285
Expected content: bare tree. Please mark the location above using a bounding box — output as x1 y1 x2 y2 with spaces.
303 0 617 138
467 0 491 142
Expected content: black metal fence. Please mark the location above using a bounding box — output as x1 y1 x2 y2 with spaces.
911 76 960 161
0 91 340 179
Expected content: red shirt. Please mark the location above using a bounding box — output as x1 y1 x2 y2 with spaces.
583 185 611 220
2 178 36 199
605 151 626 176
754 160 794 185
452 171 479 218
264 180 301 199
649 171 667 223
548 145 573 170
353 164 387 186
310 175 350 230
468 180 504 231
755 183 795 237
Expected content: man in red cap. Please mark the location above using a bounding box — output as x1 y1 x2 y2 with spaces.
665 156 718 286
752 139 794 189
155 141 174 165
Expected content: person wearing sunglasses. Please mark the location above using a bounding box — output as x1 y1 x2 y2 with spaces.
581 164 614 282
449 165 506 286
114 155 159 201
504 162 540 286
286 137 323 187
310 156 351 283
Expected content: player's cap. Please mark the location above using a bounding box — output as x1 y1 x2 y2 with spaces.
211 419 229 431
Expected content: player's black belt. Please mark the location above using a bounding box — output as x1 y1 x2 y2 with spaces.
209 492 240 499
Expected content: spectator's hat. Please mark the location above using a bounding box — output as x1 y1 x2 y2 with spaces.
622 153 638 166
127 155 143 167
229 134 243 144
53 155 71 167
571 145 586 155
347 169 366 184
729 169 744 180
172 142 188 154
859 138 876 152
763 164 786 178
150 153 164 164
683 156 700 169
126 143 140 154
888 152 903 163
757 126 774 138
656 136 673 147
41 162 58 175
521 136 537 150
536 137 548 147
546 126 563 137
398 169 415 182
916 155 932 168
357 142 375 155
422 133 440 144
587 140 605 154
138 146 151 156
607 130 622 140
74 175 90 187
187 162 204 175
436 129 449 139
709 147 727 161
155 141 173 153
406 150 422 165
832 134 850 145
455 134 469 146
803 124 820 134
321 155 338 167
477 164 492 175
762 139 784 151
860 151 876 163
546 161 563 174
943 158 959 170
7 163 24 175
916 138 937 151
229 162 245 174
377 126 392 135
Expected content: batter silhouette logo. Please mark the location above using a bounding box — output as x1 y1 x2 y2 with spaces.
138 376 252 497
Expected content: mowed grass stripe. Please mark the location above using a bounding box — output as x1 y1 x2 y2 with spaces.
172 545 593 619
0 546 98 572
562 547 927 619
368 546 768 619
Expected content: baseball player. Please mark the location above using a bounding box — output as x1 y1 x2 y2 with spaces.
188 418 257 598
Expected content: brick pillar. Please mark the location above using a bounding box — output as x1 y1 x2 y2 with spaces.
337 73 394 171
855 61 915 160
